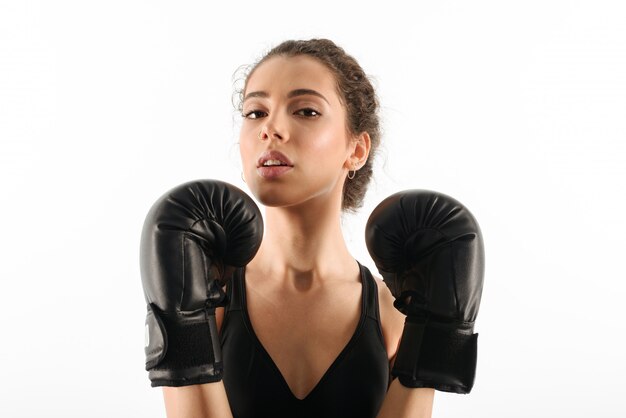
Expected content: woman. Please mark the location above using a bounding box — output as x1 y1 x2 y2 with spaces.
160 39 435 417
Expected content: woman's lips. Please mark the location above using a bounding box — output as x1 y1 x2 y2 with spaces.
257 165 293 179
257 150 294 179
257 150 293 167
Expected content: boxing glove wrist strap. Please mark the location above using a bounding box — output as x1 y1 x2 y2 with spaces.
145 304 223 387
392 315 478 394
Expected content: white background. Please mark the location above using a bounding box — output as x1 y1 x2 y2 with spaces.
1 0 624 417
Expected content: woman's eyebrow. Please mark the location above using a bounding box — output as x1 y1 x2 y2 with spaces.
288 89 330 104
242 91 267 102
243 89 330 104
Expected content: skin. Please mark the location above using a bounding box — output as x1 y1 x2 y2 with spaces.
163 54 434 418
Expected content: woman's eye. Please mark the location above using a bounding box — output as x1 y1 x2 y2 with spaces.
295 108 321 118
243 110 266 119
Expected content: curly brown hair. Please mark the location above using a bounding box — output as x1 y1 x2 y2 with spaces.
233 38 381 214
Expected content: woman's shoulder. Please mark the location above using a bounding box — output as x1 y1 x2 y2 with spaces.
370 271 405 362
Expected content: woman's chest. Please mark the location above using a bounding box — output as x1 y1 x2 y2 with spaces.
244 281 363 399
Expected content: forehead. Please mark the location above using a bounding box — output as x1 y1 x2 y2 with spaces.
245 55 339 104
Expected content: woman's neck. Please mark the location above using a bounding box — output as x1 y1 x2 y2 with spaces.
248 198 356 288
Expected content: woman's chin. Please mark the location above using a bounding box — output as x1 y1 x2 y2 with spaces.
250 187 305 209
253 194 293 208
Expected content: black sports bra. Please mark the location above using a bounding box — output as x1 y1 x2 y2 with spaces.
219 260 391 418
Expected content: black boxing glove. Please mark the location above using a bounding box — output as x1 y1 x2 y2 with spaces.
140 179 263 387
365 190 484 394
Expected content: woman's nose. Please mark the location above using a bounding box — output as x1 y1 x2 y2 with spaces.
259 117 287 141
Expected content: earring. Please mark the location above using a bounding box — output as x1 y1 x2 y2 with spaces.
241 171 246 183
347 165 357 180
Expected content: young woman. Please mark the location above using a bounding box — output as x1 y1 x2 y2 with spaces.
157 39 435 417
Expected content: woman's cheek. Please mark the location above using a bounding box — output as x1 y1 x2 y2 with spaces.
239 141 256 180
309 132 348 167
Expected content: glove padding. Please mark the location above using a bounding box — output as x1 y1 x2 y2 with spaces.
365 190 484 394
140 179 263 387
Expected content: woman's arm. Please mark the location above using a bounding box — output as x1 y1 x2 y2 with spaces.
376 278 435 418
161 306 232 418
163 382 233 418
376 378 435 418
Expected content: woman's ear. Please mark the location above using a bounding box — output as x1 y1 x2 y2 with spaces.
346 131 371 170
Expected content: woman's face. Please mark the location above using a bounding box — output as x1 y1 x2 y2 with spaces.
239 55 355 210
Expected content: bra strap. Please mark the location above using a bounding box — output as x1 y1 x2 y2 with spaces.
225 267 244 312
